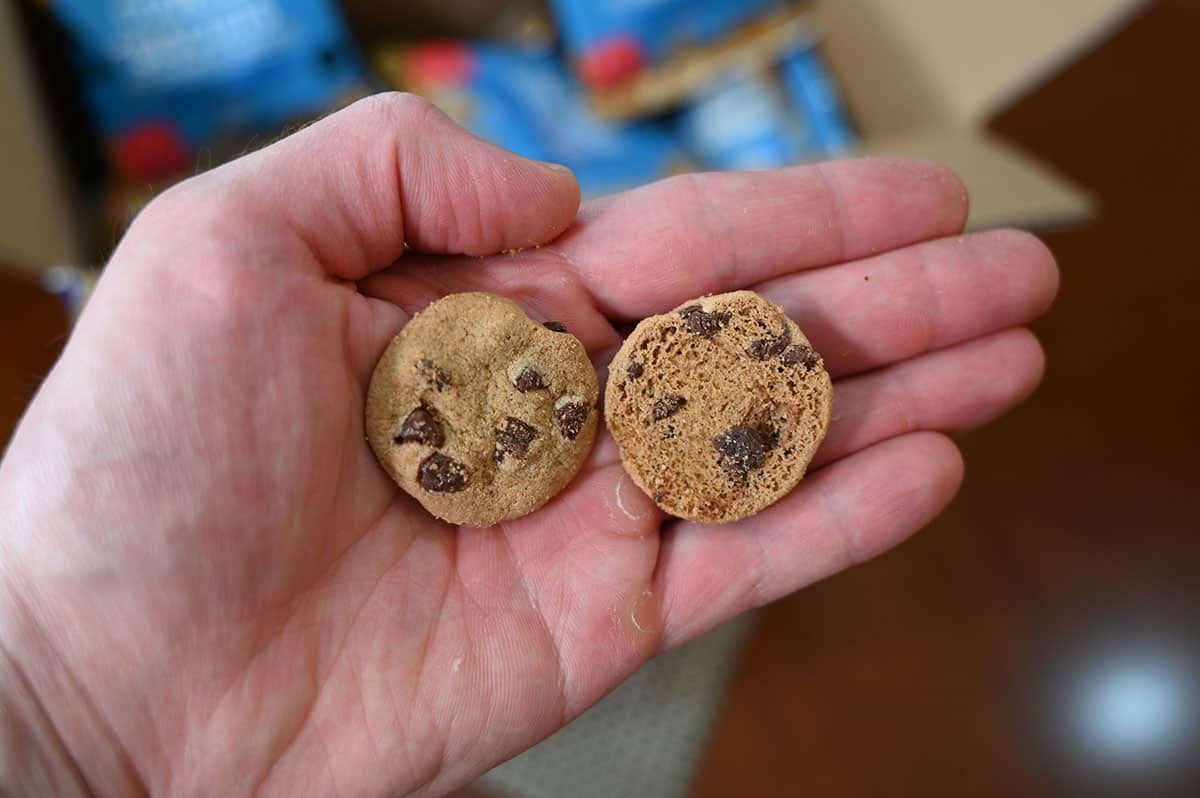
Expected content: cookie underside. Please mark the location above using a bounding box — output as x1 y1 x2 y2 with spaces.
605 290 833 524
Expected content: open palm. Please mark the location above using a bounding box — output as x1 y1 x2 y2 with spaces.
0 95 1056 797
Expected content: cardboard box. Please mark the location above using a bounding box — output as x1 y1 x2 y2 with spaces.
0 0 1150 277
812 0 1150 230
0 0 83 278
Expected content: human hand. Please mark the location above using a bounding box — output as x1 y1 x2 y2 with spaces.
0 94 1057 796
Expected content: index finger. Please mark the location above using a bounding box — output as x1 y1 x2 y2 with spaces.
549 159 969 320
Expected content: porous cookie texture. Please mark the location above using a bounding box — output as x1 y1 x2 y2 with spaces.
605 290 833 524
366 293 599 527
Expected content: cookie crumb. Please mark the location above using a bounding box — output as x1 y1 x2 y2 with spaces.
652 394 687 421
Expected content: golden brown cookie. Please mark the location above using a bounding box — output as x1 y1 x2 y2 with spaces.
366 293 599 526
605 290 832 524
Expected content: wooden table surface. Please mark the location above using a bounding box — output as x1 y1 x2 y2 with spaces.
692 2 1200 796
2 3 1198 796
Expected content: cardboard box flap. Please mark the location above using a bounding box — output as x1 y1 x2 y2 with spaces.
813 0 1150 131
0 1 80 274
859 128 1095 232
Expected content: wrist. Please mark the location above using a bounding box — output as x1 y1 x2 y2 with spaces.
0 584 146 796
0 636 90 796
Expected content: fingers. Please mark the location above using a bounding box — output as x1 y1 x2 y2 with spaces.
813 328 1045 468
759 228 1060 378
653 432 963 650
357 249 624 360
552 159 968 320
148 93 580 279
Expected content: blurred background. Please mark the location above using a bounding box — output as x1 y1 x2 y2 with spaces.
1 0 1197 796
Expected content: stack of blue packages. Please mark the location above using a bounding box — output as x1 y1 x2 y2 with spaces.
378 1 857 196
376 41 686 199
546 0 855 174
377 40 854 198
53 0 855 201
677 42 857 172
550 0 784 90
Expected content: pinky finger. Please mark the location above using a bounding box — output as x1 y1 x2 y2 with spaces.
652 431 964 650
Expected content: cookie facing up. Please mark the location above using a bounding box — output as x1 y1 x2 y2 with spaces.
366 293 599 527
605 291 832 524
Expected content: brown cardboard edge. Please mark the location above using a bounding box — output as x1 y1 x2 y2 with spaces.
858 128 1096 232
812 0 1153 133
588 7 817 119
974 0 1154 123
0 1 84 277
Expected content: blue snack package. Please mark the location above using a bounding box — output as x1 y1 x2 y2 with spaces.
676 70 812 172
549 0 783 91
375 42 687 198
677 41 855 171
778 44 857 157
47 0 368 182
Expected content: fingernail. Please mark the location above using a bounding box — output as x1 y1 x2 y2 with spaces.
537 160 573 175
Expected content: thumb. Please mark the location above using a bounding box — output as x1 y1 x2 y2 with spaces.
171 92 581 279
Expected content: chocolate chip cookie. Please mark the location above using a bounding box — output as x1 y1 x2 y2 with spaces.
605 290 832 523
366 293 599 526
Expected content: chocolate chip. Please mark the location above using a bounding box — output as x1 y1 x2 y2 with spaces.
627 361 644 379
780 346 806 366
679 305 732 337
748 325 792 360
395 406 444 447
554 401 589 440
781 344 821 371
418 358 451 391
714 426 767 481
752 420 781 451
418 452 468 493
513 366 547 392
494 416 539 465
652 394 687 421
653 491 666 503
543 321 569 332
